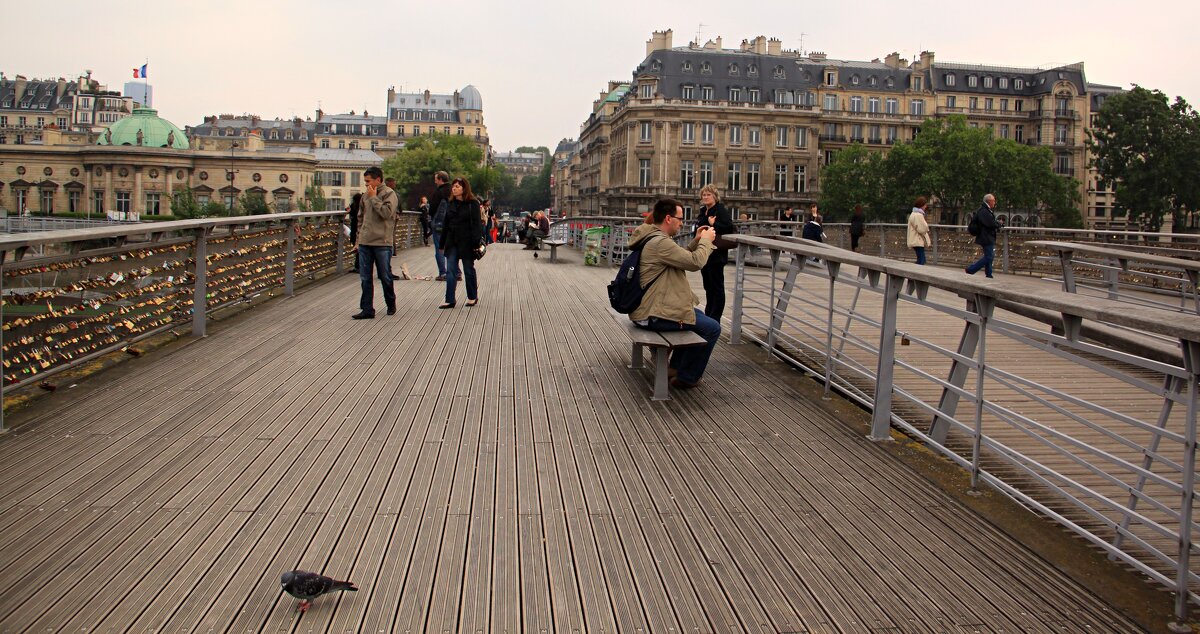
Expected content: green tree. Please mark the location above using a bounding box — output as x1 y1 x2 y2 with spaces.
298 185 326 212
238 191 271 216
381 133 493 205
1087 86 1200 231
825 116 1080 227
170 187 202 219
200 200 229 217
819 144 888 220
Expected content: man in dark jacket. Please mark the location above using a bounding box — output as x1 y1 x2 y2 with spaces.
965 193 1000 278
428 171 451 281
849 205 866 252
801 205 824 243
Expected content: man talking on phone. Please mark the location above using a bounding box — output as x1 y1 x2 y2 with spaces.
352 166 398 319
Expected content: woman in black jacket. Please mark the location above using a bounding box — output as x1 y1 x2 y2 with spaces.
345 193 362 273
696 184 736 320
438 177 484 308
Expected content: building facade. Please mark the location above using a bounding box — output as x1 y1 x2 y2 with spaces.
386 86 489 152
1 108 317 217
1 72 134 145
572 30 1112 226
494 151 544 184
300 147 384 211
186 114 317 152
552 138 581 216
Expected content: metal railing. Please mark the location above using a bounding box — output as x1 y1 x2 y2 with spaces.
0 210 424 431
725 234 1200 624
2 216 141 233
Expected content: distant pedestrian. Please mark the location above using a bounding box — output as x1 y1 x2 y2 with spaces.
965 193 1000 278
850 205 866 252
779 207 797 236
352 167 398 319
907 196 931 265
438 177 484 309
418 195 431 246
802 205 824 243
695 184 735 320
429 171 451 281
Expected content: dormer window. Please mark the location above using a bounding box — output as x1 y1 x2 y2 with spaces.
912 76 923 91
850 74 860 85
747 64 758 77
1014 78 1024 90
700 61 711 75
682 61 693 73
650 59 662 72
998 77 1009 89
967 75 978 87
944 73 955 86
773 65 786 79
983 76 993 88
824 70 837 86
869 76 878 86
728 63 739 76
639 83 654 99
885 78 894 88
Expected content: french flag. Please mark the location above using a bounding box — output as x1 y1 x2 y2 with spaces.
132 64 147 79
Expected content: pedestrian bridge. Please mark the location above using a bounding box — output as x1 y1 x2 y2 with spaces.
0 213 1196 632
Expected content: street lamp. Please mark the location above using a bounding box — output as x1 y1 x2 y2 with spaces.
226 142 238 214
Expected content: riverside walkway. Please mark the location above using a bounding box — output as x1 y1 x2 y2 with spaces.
0 242 1145 633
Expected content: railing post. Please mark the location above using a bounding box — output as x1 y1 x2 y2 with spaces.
192 227 208 337
930 226 939 265
284 218 296 296
969 295 996 489
1002 229 1010 274
878 225 886 258
730 243 746 344
1171 339 1200 629
0 250 6 434
824 261 841 396
870 273 903 440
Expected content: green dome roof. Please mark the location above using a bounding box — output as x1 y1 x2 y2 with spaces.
97 107 189 149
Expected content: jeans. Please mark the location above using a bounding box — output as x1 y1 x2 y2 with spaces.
637 309 721 384
444 247 478 304
700 256 727 320
358 245 395 314
431 230 446 276
966 243 995 277
913 246 926 265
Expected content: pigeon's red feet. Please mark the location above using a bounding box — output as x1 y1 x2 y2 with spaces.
298 600 310 613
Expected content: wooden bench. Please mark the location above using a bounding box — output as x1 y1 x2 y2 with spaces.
542 239 567 263
606 307 707 401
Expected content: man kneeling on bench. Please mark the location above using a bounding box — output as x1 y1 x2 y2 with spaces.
629 198 721 389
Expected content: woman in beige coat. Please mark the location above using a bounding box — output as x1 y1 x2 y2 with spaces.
907 196 932 265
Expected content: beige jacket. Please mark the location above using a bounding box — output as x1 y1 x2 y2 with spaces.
627 223 715 324
907 208 931 248
357 184 399 247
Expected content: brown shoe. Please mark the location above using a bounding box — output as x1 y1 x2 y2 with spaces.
668 368 678 379
670 378 700 390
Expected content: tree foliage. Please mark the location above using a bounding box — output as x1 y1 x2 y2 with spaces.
170 187 202 219
1087 86 1200 231
238 191 271 216
820 116 1081 227
381 134 497 208
297 185 326 212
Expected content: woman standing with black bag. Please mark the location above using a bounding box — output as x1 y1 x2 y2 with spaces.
438 177 485 309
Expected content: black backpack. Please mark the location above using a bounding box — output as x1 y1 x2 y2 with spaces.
967 212 981 237
607 236 667 314
432 199 449 233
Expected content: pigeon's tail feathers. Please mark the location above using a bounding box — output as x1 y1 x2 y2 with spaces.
333 580 358 592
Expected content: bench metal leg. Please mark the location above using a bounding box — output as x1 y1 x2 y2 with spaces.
629 343 644 369
651 347 671 401
549 245 559 263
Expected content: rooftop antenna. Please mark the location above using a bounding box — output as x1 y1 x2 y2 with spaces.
695 23 708 44
798 32 807 56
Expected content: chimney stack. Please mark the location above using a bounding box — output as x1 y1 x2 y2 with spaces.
768 37 782 56
884 52 901 69
14 75 28 103
645 29 674 55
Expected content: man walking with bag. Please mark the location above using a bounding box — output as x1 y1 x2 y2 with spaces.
965 193 1000 278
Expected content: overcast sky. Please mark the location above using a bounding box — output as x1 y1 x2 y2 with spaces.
4 0 1197 152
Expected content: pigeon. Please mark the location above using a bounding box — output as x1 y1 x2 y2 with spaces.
280 570 357 613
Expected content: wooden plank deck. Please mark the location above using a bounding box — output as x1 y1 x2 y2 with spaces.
0 243 1138 632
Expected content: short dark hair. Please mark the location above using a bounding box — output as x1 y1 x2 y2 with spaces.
914 196 928 208
434 171 450 184
652 198 682 224
364 166 383 180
